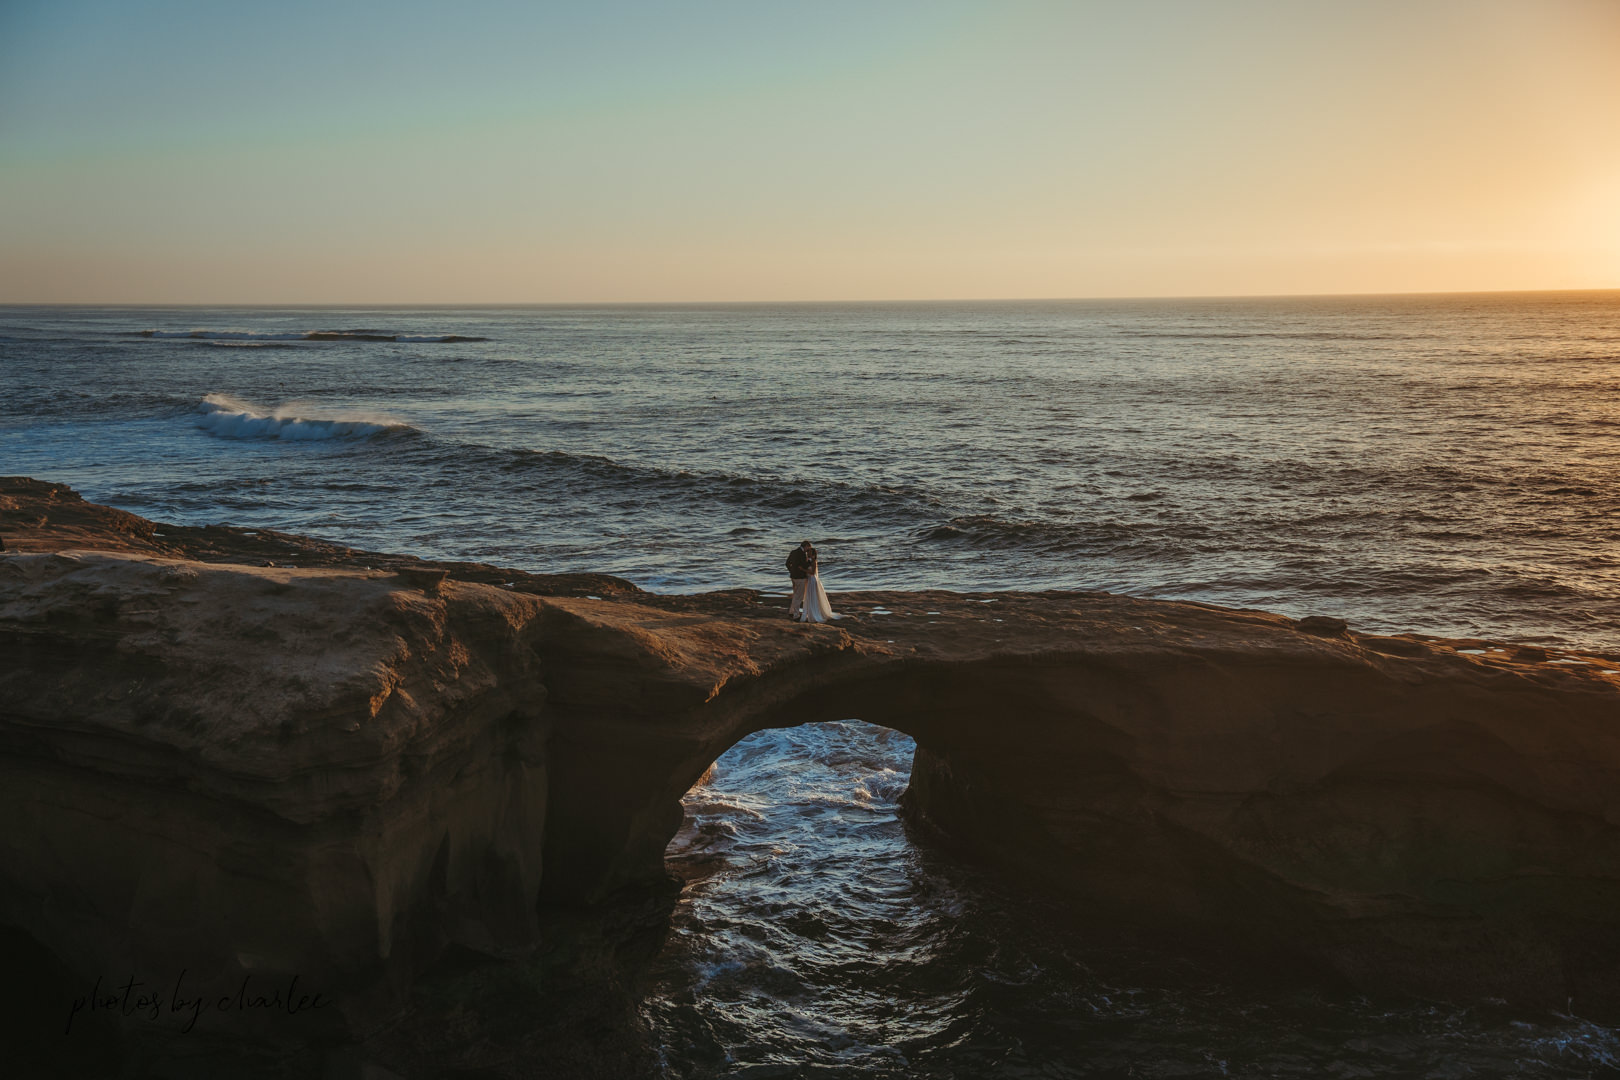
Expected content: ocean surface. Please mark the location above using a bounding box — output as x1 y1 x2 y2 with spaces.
4 296 1619 1076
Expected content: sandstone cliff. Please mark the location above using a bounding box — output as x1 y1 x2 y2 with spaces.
3 476 1619 1062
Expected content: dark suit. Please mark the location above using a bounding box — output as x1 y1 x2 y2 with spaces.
787 547 812 617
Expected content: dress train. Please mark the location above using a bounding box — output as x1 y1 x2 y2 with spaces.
799 573 834 623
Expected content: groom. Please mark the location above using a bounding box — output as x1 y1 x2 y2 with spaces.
785 541 812 619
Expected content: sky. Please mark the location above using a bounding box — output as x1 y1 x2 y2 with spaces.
1 0 1617 303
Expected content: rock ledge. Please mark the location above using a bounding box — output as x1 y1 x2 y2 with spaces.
4 476 1620 1055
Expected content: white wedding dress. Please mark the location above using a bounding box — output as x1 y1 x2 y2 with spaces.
799 571 834 623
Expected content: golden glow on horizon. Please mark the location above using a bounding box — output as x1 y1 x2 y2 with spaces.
1 1 1618 303
1577 180 1620 282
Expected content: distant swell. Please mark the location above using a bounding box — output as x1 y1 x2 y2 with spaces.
195 393 417 441
135 329 488 343
187 340 301 350
399 440 950 527
1117 330 1407 341
919 514 1135 554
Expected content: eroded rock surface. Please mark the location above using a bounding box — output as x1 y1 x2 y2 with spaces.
4 476 1620 1061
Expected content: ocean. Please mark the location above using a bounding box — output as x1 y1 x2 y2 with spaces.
4 295 1618 1076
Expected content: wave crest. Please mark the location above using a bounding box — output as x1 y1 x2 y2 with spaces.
196 393 417 441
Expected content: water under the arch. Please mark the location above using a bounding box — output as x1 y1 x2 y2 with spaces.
644 720 1618 1079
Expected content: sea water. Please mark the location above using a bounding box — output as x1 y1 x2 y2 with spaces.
653 721 1618 1078
5 295 1620 649
4 296 1618 1075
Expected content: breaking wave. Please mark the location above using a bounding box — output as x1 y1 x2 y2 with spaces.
195 393 417 441
448 444 946 521
135 329 488 343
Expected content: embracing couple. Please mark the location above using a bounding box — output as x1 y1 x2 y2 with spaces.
786 540 834 623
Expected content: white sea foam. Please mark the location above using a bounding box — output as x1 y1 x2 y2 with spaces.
195 393 414 441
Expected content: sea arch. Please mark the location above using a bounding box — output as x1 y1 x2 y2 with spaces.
530 592 1620 1014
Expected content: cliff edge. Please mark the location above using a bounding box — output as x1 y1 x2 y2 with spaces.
3 476 1619 1059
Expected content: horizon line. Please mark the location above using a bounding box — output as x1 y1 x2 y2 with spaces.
4 286 1619 309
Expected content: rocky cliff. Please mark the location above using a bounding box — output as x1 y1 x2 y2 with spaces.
3 476 1619 1064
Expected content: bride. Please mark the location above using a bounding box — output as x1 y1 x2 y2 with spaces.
798 542 835 623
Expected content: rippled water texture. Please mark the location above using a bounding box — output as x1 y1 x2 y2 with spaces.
3 294 1619 649
6 300 1620 1074
648 722 1619 1079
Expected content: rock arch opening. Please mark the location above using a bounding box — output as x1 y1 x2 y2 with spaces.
663 718 918 881
648 719 951 1069
533 620 1620 1017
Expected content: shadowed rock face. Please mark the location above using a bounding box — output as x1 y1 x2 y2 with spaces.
0 551 552 1045
4 476 1620 1056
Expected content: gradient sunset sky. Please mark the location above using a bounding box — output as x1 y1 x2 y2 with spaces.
2 0 1617 303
